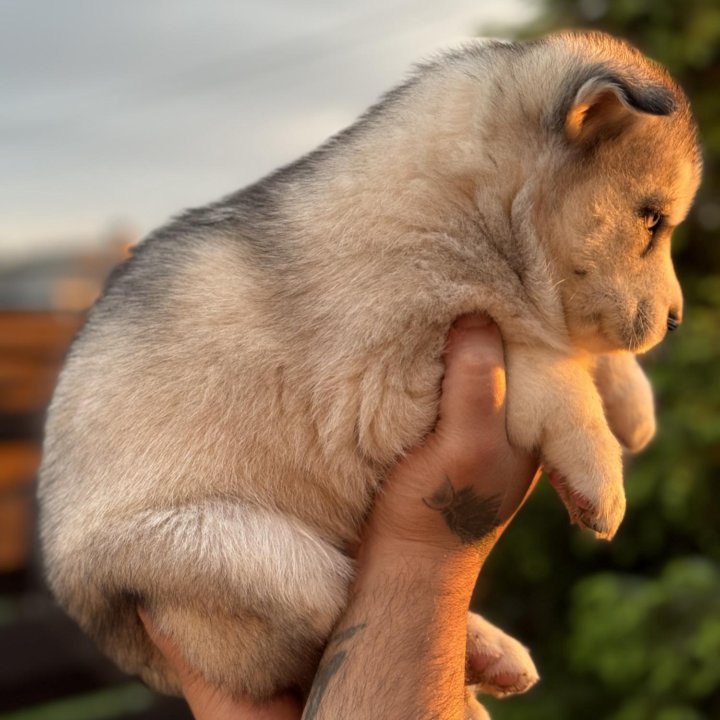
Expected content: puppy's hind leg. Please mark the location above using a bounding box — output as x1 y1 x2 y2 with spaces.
465 612 538 698
464 690 492 720
61 502 353 700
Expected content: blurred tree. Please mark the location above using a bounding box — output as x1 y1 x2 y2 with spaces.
472 2 720 719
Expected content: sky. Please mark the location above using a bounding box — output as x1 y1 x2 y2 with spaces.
1 0 536 261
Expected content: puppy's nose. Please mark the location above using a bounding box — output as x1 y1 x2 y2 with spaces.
667 309 681 332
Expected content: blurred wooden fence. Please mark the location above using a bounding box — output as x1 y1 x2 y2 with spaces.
0 311 84 571
0 307 192 718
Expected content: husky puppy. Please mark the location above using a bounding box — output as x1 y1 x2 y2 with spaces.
39 31 701 704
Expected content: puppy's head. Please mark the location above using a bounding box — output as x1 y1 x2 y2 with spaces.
534 36 701 353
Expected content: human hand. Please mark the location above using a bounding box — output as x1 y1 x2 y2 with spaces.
303 313 542 719
369 313 540 562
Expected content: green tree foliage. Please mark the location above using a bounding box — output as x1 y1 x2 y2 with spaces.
473 2 720 718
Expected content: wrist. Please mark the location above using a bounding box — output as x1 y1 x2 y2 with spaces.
356 522 493 602
367 486 503 563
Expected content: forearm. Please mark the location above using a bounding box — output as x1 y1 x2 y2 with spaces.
302 537 487 720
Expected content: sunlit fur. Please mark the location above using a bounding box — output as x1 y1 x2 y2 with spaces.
38 31 701 701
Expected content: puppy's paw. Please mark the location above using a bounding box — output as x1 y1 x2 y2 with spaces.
548 467 625 540
594 353 656 453
465 612 539 698
542 412 626 540
615 412 655 454
604 389 656 453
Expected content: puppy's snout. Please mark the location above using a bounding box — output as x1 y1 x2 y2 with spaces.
667 309 681 332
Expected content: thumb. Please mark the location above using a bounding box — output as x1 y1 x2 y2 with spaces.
435 313 507 448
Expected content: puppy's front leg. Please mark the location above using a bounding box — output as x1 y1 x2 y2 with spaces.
505 346 625 539
594 352 656 453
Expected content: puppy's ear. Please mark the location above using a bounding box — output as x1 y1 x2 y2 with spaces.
565 75 675 144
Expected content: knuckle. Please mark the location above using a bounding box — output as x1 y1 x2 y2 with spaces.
443 433 506 475
453 345 503 379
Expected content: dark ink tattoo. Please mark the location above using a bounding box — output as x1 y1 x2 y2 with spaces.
303 651 347 720
302 622 367 720
328 622 367 646
422 476 502 544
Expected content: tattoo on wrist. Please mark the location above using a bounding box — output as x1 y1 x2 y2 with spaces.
302 623 367 720
422 476 502 545
328 622 367 646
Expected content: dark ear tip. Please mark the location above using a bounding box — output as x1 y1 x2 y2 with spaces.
627 85 676 116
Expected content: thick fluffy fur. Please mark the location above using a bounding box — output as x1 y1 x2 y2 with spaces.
39 32 700 700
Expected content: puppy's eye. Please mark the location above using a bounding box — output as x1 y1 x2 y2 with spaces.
644 209 663 233
641 208 664 256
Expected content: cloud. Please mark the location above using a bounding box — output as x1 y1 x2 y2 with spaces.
0 0 535 256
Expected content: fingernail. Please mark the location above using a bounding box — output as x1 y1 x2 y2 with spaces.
454 313 492 330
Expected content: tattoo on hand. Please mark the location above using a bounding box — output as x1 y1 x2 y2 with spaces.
422 476 502 545
303 623 367 720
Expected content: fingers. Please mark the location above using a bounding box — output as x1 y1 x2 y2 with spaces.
138 608 303 720
367 313 538 555
138 607 195 687
433 314 539 525
436 314 507 448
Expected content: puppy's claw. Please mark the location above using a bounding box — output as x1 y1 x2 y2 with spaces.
548 471 622 540
576 511 615 540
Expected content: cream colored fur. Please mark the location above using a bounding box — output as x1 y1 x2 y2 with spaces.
38 31 700 703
